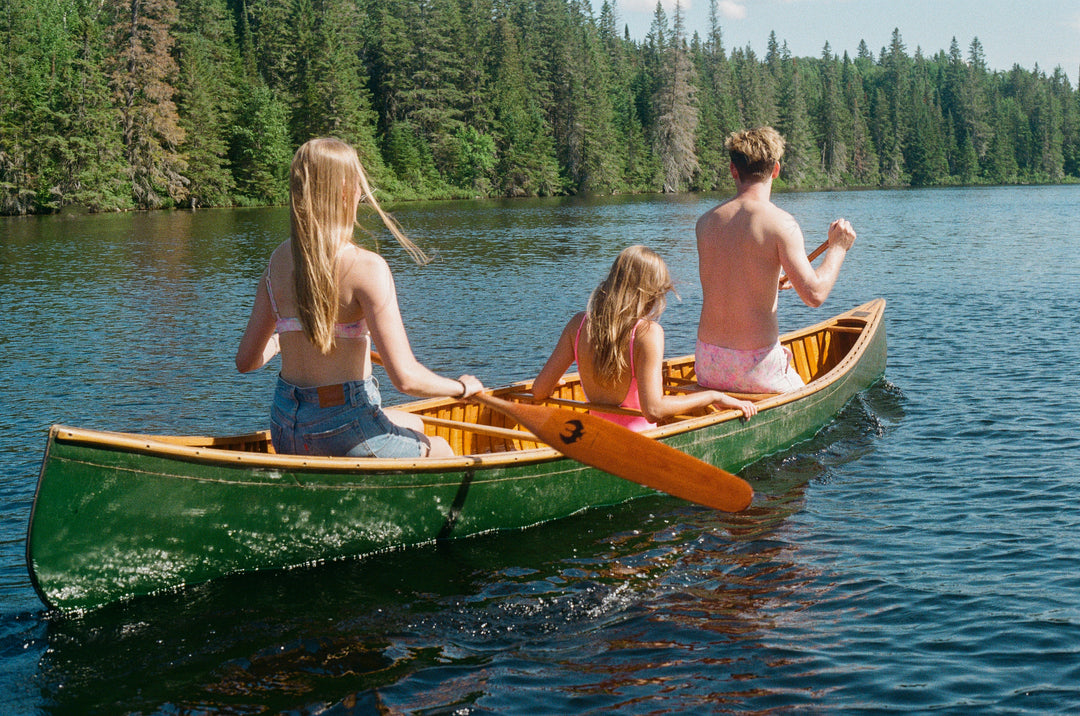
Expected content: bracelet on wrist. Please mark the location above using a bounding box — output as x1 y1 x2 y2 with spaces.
456 379 468 398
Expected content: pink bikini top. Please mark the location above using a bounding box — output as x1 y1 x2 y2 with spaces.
573 316 656 431
265 273 369 339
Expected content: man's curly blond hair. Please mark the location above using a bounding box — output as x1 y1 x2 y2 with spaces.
725 127 785 182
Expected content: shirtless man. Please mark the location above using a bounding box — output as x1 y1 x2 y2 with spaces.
695 126 856 393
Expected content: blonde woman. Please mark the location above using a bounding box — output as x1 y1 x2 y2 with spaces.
236 138 483 458
532 245 756 431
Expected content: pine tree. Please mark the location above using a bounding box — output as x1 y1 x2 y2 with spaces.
818 42 853 184
905 56 949 186
488 9 559 196
567 0 622 193
5 0 1080 212
530 0 584 191
106 0 189 208
730 45 777 127
963 37 994 170
875 29 911 184
1032 68 1066 180
941 38 976 182
63 0 132 210
0 0 129 212
240 0 293 93
230 84 291 204
1050 67 1079 177
652 1 698 192
983 99 1020 182
776 52 820 188
293 0 383 175
175 0 240 207
457 0 495 130
599 0 655 192
844 61 879 186
370 0 470 190
691 0 740 190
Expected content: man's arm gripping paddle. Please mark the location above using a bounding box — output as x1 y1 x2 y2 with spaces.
779 239 829 290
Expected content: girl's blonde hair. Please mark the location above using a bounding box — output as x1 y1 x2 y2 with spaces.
289 137 428 353
586 245 675 385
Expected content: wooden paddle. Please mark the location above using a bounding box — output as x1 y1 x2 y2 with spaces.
470 391 754 513
779 238 829 288
370 350 753 512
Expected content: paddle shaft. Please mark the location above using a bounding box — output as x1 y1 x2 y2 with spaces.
470 392 753 513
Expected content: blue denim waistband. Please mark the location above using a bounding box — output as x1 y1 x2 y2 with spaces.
274 375 380 407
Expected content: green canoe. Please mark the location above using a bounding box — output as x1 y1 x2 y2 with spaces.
27 298 886 611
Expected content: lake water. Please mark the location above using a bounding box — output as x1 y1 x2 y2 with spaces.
2 185 1080 713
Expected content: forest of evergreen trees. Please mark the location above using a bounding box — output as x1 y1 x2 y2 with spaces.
2 0 1078 215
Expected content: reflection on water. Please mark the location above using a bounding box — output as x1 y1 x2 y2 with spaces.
29 383 897 714
3 186 1080 712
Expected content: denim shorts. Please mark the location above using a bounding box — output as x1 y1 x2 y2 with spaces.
270 376 430 458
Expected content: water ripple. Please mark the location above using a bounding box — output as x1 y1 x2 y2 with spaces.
4 188 1080 713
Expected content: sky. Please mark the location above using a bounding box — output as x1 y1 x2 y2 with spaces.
596 0 1080 81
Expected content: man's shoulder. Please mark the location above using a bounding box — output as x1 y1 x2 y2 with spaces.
696 200 729 225
729 199 795 237
696 198 739 232
698 197 792 229
742 196 791 220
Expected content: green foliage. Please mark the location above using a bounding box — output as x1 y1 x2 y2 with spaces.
175 0 241 207
2 2 1079 215
230 85 291 205
449 126 496 194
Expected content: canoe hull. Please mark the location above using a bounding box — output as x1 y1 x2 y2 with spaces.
29 438 649 612
27 299 886 611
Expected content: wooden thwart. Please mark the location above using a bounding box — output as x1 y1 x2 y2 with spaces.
419 414 538 442
663 383 779 402
506 392 643 417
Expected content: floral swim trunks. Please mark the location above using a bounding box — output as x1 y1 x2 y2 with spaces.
694 339 805 393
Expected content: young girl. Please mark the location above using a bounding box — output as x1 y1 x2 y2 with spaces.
531 245 757 430
236 138 483 458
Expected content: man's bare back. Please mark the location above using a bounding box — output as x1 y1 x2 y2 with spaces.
696 159 856 351
697 191 803 350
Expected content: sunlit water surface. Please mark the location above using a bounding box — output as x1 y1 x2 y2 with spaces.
2 186 1079 713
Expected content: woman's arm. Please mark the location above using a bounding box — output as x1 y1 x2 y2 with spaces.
356 253 482 398
635 322 757 421
235 273 280 373
530 313 584 400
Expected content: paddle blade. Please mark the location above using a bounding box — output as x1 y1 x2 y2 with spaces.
472 393 753 512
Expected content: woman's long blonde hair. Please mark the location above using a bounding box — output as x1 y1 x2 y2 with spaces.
586 245 675 385
289 137 428 353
